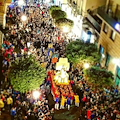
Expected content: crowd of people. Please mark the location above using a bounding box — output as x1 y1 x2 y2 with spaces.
69 68 120 120
0 84 52 120
1 2 65 120
0 1 120 120
0 1 73 120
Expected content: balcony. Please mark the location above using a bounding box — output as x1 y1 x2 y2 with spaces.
87 10 102 34
97 6 120 33
67 0 77 9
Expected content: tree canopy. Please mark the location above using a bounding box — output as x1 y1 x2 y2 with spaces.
8 55 46 93
83 66 114 89
49 5 61 14
51 10 67 20
66 40 100 67
55 18 74 31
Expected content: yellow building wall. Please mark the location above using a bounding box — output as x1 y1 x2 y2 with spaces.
110 0 120 5
82 0 106 17
0 0 4 5
108 0 120 15
0 0 11 26
77 0 81 7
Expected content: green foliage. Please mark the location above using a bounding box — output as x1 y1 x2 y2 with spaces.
66 41 100 66
55 18 74 31
8 55 46 93
51 10 67 20
49 5 61 14
83 66 114 88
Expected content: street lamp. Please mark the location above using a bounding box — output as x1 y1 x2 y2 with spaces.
84 63 89 69
21 15 27 22
102 54 105 58
33 90 40 99
112 58 119 65
63 26 69 33
46 0 50 3
18 0 24 6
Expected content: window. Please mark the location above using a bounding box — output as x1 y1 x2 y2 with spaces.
100 45 104 54
103 23 108 33
105 53 111 67
110 30 116 40
100 45 104 63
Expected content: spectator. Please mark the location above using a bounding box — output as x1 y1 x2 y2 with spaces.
74 94 80 107
10 107 16 120
0 97 4 112
7 95 13 110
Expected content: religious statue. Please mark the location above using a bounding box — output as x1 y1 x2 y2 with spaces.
54 58 70 85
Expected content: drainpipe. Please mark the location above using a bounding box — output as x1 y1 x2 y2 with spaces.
105 0 110 12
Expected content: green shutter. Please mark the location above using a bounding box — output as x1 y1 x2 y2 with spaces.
115 66 120 86
115 77 120 86
105 53 110 67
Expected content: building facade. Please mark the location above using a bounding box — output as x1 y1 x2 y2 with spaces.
66 0 106 17
96 0 120 87
51 0 106 40
64 0 106 41
0 0 11 45
65 0 120 87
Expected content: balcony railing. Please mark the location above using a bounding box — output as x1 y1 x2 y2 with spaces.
87 11 101 33
97 6 120 33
